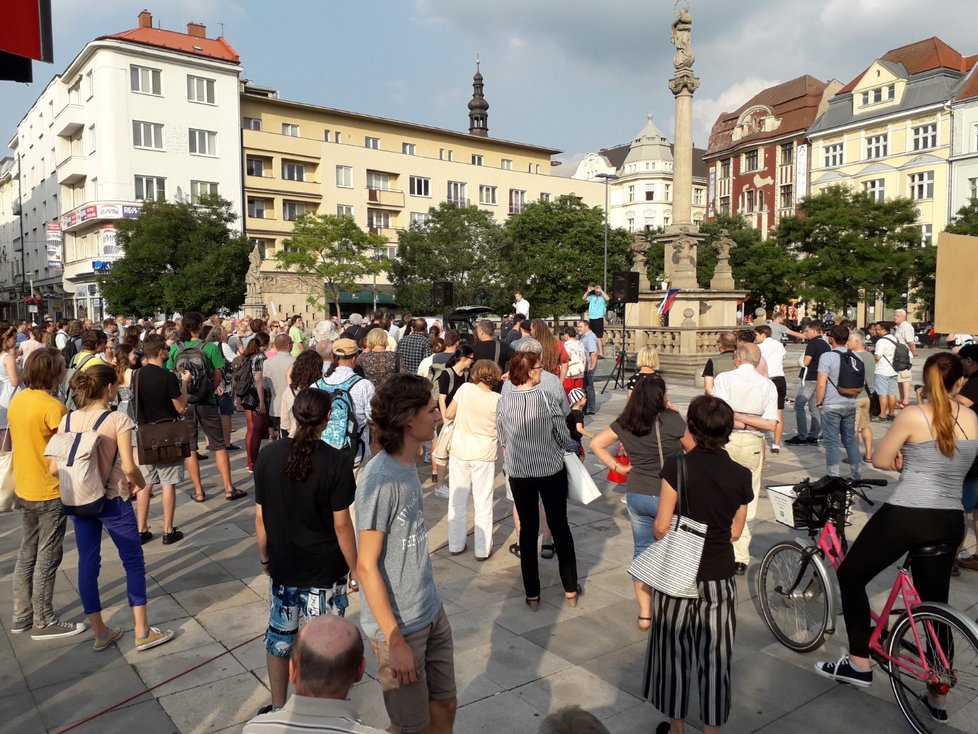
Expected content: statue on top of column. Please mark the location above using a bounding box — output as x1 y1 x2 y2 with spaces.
671 8 694 71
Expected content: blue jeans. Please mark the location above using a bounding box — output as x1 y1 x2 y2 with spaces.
821 402 861 480
72 497 147 614
794 381 820 439
12 498 67 628
627 493 660 571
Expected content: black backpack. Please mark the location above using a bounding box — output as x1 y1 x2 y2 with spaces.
831 349 866 397
231 355 255 397
61 337 81 366
883 335 912 372
173 341 213 404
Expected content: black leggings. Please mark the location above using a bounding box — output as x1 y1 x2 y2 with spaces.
510 468 578 598
838 503 964 657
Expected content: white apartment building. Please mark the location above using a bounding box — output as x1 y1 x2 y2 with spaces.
0 11 242 320
949 65 978 218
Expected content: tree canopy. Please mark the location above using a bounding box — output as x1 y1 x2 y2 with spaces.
945 197 978 236
277 214 386 319
98 195 250 316
390 203 507 314
775 184 920 313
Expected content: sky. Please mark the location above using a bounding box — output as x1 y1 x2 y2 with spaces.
4 0 978 175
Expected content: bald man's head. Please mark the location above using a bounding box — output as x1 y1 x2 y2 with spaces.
289 616 365 699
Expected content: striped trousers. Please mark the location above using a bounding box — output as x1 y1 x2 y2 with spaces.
647 577 737 727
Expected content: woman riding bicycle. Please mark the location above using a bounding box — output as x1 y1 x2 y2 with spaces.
816 352 978 691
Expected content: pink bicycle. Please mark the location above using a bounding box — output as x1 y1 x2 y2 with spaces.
757 475 978 733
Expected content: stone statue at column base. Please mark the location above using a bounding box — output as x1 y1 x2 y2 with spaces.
710 229 737 290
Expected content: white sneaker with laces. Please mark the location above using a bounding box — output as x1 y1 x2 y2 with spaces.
433 484 450 499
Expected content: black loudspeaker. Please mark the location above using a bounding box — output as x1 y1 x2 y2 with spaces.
612 271 640 303
432 281 453 308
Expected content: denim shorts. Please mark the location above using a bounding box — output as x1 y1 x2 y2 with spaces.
265 579 349 657
964 476 978 513
875 373 897 397
626 492 660 570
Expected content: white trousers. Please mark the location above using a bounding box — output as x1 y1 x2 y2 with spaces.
447 456 496 557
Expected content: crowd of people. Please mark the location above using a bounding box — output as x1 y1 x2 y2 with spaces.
3 294 976 734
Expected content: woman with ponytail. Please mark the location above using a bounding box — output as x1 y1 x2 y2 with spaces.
242 331 270 472
51 363 174 652
254 387 358 711
817 352 978 690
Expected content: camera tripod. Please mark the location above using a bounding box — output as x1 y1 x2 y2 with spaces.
601 302 635 393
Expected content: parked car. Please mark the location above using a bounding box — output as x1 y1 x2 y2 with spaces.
444 305 495 344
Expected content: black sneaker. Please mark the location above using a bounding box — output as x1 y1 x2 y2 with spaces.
920 694 949 722
226 444 242 451
785 436 807 446
806 437 819 445
139 530 153 545
256 704 274 716
161 529 184 546
814 655 873 687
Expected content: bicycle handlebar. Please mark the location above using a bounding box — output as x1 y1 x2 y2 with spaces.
853 478 889 487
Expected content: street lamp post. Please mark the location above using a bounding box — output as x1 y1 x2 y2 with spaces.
594 173 617 292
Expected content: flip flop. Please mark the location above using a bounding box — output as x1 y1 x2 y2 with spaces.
225 488 248 501
192 492 206 503
508 543 521 559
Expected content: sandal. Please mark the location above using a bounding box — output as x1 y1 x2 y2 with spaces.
638 616 652 631
508 543 521 559
540 543 556 559
565 584 583 608
192 492 206 503
225 487 248 501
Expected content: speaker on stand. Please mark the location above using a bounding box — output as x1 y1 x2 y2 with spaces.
432 281 453 309
602 271 639 393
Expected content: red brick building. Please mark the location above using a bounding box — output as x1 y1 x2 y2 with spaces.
704 75 841 237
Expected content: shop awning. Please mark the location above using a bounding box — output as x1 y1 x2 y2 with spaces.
336 291 395 305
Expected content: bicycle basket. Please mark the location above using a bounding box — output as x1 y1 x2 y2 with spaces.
789 475 849 531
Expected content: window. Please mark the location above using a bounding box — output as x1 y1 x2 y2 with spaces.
693 188 704 206
665 183 671 202
283 201 306 221
366 171 391 190
190 181 218 203
910 171 934 200
663 213 671 227
247 198 269 219
912 123 937 151
745 190 756 213
249 238 269 259
645 184 656 201
367 209 391 229
188 129 217 156
365 136 380 150
282 162 305 182
410 211 430 228
970 177 978 200
324 129 331 141
540 193 550 203
134 175 165 201
85 70 94 99
720 159 731 178
780 143 794 166
501 158 512 171
334 131 342 144
644 215 655 228
282 123 300 137
866 134 887 160
920 224 933 246
402 142 415 155
130 65 161 95
336 165 353 188
243 117 262 131
719 196 730 214
87 124 96 155
447 181 467 204
246 158 265 177
439 148 453 161
628 185 635 203
863 179 885 203
974 123 978 153
187 76 215 104
132 121 163 150
508 189 526 215
337 204 353 217
744 150 759 171
824 143 844 167
479 185 497 205
409 176 430 197
626 217 635 232
779 184 793 209
471 154 483 166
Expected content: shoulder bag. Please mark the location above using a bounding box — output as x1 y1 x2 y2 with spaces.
133 370 192 466
626 454 707 599
564 452 601 504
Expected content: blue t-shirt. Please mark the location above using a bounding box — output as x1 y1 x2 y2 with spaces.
587 294 607 320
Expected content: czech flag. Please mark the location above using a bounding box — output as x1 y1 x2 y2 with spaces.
657 289 680 316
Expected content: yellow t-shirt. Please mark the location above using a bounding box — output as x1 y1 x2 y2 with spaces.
72 351 105 372
9 389 67 502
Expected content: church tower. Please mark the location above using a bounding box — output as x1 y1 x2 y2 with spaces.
468 56 489 137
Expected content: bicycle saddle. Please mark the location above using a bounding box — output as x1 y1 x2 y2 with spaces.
909 543 955 558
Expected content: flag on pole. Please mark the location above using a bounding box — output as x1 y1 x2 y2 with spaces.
657 289 680 316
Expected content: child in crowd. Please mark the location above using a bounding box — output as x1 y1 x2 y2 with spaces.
566 388 594 458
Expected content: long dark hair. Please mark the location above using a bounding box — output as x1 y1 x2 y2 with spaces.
283 389 332 482
243 331 270 359
617 375 667 437
291 350 325 391
445 344 474 370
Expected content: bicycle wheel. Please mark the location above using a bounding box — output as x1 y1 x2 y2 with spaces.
887 604 978 734
756 541 829 653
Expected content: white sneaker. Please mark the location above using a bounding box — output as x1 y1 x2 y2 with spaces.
433 484 450 499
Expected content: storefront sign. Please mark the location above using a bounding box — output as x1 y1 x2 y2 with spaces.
45 222 63 269
60 201 142 230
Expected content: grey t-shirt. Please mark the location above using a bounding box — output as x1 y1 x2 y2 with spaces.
356 451 441 641
767 321 788 342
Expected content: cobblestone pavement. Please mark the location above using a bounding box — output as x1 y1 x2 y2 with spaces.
2 346 976 733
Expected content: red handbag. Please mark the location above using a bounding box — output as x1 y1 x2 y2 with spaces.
606 444 630 483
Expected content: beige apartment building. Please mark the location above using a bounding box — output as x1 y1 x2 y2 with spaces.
239 72 603 318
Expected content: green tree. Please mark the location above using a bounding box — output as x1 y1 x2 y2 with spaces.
98 195 250 315
775 185 920 313
502 195 633 319
277 214 386 319
389 203 506 314
945 197 978 235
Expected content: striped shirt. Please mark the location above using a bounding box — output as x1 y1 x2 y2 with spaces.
496 386 571 478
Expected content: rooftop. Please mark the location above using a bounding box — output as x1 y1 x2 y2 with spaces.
98 11 239 65
838 37 972 94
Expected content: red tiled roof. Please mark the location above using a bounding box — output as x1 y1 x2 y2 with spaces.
838 37 969 94
705 75 831 157
98 26 240 64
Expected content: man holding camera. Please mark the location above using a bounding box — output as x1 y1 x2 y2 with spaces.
583 284 611 359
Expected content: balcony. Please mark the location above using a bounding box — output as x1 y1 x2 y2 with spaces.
54 103 84 137
446 197 469 207
367 188 404 208
56 154 87 185
368 226 400 241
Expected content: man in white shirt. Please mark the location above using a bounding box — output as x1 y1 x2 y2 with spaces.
754 325 787 453
893 309 917 408
873 321 899 421
513 292 530 319
713 343 779 574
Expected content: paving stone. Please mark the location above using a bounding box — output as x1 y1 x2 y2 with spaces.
522 599 647 665
67 697 177 734
0 690 47 734
132 640 249 697
171 579 263 617
158 670 268 734
35 661 148 730
512 665 643 720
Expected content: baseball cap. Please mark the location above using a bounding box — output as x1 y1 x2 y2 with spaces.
568 388 587 405
332 338 360 357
